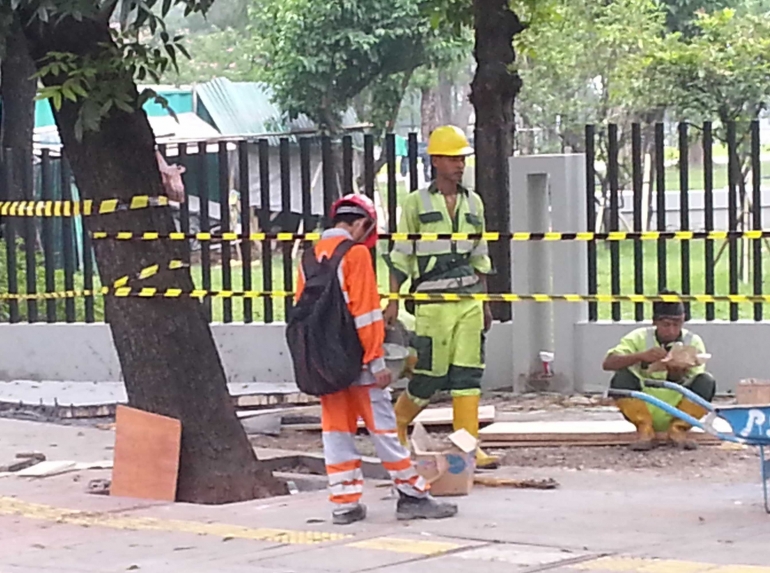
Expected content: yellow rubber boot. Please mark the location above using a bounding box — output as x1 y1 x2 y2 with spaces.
394 392 424 447
668 399 707 451
452 394 499 470
615 398 656 451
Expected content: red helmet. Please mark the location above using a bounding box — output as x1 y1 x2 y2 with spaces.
330 193 378 249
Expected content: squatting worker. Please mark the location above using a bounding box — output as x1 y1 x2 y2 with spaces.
383 125 498 470
603 291 716 451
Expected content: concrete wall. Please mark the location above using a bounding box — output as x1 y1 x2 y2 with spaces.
574 321 769 395
0 323 518 390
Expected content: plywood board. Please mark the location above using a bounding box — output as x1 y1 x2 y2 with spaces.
110 405 181 502
479 419 730 444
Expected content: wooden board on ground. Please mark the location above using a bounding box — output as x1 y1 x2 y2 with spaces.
111 405 181 502
479 419 729 446
282 405 495 431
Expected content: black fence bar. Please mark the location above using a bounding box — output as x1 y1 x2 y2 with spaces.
322 136 335 227
178 144 191 265
655 123 667 293
342 135 353 195
239 141 253 324
608 124 621 321
21 147 37 322
2 149 20 323
585 125 597 321
218 142 233 323
386 133 397 237
198 143 212 321
386 134 398 296
678 123 691 320
363 135 375 200
363 134 376 268
258 139 274 324
82 209 95 324
280 138 293 314
703 122 715 321
60 156 75 323
727 122 739 322
631 123 644 322
299 138 313 251
408 133 419 192
40 149 56 322
751 120 763 321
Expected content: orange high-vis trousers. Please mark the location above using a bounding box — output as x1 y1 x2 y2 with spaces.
321 384 429 506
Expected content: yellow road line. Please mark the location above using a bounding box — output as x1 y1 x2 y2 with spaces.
573 557 770 573
347 536 462 555
0 496 350 545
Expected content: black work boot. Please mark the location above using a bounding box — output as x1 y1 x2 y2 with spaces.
396 492 458 521
332 503 367 525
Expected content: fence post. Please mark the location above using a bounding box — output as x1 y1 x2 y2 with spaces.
2 148 20 323
585 125 598 322
751 119 763 322
218 141 233 323
679 122 691 320
60 155 76 323
238 141 253 324
631 123 644 322
41 148 57 323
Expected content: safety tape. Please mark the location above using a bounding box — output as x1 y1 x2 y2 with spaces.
111 259 187 289
0 196 169 217
90 230 770 243
3 290 770 304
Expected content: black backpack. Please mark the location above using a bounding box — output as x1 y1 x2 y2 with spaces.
286 240 365 396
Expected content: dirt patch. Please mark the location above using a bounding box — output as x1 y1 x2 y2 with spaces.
498 443 760 482
251 431 378 457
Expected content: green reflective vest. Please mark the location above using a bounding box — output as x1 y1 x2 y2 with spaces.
386 184 492 293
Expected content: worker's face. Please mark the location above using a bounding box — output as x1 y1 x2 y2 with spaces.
432 155 466 185
654 315 685 344
350 217 374 244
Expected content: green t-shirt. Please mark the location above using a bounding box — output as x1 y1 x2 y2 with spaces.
606 326 707 381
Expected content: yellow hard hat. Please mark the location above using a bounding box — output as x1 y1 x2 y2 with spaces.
426 125 474 157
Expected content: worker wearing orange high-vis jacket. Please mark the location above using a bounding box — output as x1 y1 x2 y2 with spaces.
294 194 458 525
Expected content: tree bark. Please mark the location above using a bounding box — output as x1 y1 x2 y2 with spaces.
0 20 37 203
22 15 285 504
420 83 442 142
470 0 523 322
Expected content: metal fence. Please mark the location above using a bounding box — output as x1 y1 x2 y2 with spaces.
2 121 770 325
586 120 768 323
0 133 428 324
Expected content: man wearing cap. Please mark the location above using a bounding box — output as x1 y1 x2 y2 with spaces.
383 125 498 470
603 292 717 451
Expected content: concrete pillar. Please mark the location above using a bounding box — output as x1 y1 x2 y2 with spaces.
509 154 587 393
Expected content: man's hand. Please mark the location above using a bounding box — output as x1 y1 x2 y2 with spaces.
383 301 399 326
483 303 493 332
641 347 668 363
374 368 392 389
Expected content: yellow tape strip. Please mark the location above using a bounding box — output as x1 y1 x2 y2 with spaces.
5 290 770 304
88 229 770 242
0 196 168 217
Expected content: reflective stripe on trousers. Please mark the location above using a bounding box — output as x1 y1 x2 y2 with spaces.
321 384 429 505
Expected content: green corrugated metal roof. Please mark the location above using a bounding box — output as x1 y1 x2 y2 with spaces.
195 78 361 144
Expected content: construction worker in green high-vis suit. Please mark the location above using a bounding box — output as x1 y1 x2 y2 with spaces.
383 125 499 470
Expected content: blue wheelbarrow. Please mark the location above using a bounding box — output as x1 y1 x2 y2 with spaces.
609 380 770 513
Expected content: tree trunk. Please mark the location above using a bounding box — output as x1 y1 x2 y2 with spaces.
0 20 37 203
470 0 523 322
438 70 454 126
22 15 285 504
420 83 442 142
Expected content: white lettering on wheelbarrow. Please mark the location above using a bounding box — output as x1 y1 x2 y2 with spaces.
739 409 770 438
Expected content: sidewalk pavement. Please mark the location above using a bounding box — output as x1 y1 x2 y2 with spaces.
1 418 769 573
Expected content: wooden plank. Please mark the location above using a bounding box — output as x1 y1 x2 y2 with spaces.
283 405 495 432
479 419 730 444
110 405 181 502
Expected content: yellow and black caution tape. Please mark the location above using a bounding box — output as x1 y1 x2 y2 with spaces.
4 290 770 304
111 259 187 289
90 229 770 243
0 196 169 217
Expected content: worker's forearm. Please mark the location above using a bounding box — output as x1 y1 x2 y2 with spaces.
602 353 645 372
389 273 401 293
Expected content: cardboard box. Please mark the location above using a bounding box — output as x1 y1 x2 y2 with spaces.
737 379 770 405
410 422 476 497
